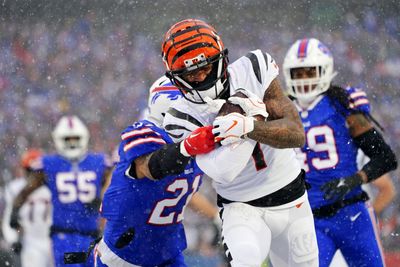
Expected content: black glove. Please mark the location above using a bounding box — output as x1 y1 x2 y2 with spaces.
10 209 20 230
11 241 22 254
321 174 363 201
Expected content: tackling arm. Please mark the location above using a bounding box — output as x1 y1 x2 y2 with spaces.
247 79 305 148
129 126 215 180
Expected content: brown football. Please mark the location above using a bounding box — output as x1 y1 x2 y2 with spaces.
217 91 266 121
217 91 247 116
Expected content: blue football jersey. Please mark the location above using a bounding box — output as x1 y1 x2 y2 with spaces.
40 153 111 233
296 94 369 209
101 120 203 266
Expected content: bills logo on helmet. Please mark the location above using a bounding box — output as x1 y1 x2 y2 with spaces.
151 86 182 105
318 42 332 56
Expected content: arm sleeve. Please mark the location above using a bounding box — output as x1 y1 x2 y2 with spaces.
354 128 397 182
196 140 256 184
148 142 190 180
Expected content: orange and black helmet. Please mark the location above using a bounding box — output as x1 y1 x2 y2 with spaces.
161 19 229 103
20 148 43 170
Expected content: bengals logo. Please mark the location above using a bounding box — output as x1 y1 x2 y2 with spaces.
184 53 206 68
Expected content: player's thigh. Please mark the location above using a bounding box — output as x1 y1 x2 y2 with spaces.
221 202 271 267
339 204 384 267
269 200 318 267
314 221 337 267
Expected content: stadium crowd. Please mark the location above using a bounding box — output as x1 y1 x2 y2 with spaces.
0 1 399 266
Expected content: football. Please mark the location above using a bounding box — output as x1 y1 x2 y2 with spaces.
217 91 247 116
218 91 267 121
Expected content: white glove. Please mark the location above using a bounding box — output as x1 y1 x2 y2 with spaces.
204 96 226 114
212 113 254 146
228 95 269 119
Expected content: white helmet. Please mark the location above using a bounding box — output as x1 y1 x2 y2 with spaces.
283 38 337 104
146 76 182 126
52 115 89 160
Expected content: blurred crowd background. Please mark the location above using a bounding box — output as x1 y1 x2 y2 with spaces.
0 0 399 266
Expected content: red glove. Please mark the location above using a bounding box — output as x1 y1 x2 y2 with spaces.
180 126 215 156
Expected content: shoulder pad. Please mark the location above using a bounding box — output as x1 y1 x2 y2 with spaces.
326 85 370 115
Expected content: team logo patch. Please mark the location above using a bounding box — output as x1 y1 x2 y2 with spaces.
318 42 332 56
184 53 206 68
151 87 182 104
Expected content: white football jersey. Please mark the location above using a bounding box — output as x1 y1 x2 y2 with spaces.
2 178 52 246
163 49 301 201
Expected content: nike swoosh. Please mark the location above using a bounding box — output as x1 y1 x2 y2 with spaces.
350 212 361 222
189 132 201 139
337 179 345 187
226 120 238 132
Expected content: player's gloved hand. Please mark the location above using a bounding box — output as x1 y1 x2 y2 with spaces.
212 113 254 146
228 90 269 119
204 96 226 114
180 126 215 157
11 241 22 254
9 209 20 230
321 174 363 201
345 87 371 114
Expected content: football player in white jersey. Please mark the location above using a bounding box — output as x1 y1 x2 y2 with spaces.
158 19 318 267
2 149 52 267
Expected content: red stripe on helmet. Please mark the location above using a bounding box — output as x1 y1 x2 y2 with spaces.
297 39 309 58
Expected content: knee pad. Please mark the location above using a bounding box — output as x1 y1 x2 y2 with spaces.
229 243 264 267
289 217 318 264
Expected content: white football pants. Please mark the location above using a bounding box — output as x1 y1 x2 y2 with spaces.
220 194 318 267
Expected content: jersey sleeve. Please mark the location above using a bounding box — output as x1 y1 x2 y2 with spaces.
345 86 371 115
163 99 206 143
119 122 168 163
230 49 279 99
329 86 371 117
196 140 256 184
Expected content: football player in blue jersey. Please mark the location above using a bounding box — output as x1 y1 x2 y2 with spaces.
10 115 113 267
283 38 398 267
95 119 217 267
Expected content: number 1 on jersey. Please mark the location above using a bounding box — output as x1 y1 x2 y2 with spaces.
252 143 267 171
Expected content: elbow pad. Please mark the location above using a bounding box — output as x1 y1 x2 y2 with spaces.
353 128 398 182
148 142 190 180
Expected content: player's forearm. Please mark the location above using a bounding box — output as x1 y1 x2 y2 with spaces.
12 188 33 211
373 192 394 215
13 173 44 211
247 119 305 148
